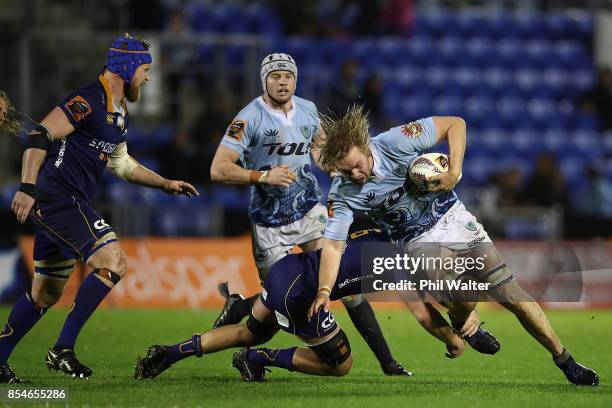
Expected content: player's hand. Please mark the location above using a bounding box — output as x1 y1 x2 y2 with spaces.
264 165 296 188
458 309 481 338
11 191 35 224
161 180 200 198
307 290 330 321
426 170 461 192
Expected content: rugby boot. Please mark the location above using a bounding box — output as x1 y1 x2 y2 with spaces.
213 282 246 328
134 345 172 379
46 347 92 379
0 364 27 384
232 349 266 382
555 351 599 386
449 315 500 355
382 360 413 376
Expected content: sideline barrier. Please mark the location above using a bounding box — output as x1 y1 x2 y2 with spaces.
18 236 612 309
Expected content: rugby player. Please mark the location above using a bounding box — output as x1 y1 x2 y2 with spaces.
209 53 409 375
135 229 475 382
0 90 24 137
307 106 599 386
0 34 198 383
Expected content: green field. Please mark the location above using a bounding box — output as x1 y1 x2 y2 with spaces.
0 307 609 408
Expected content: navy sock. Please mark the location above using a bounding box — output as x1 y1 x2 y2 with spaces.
166 335 203 365
345 299 394 366
54 272 111 350
246 347 296 371
0 293 47 364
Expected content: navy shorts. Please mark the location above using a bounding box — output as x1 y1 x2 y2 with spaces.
261 255 338 339
30 195 117 279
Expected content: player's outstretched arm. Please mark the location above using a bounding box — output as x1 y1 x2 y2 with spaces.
106 142 198 197
426 116 466 192
210 145 296 187
12 107 75 223
307 238 344 321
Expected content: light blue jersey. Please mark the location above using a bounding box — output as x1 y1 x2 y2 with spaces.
324 117 458 243
221 96 322 227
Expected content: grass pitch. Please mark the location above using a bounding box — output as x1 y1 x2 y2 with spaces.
0 306 610 407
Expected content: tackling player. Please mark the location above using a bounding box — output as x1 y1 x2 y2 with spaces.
0 34 198 383
209 53 409 375
135 229 476 382
307 106 599 386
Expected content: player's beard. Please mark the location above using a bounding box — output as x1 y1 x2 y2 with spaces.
125 82 141 103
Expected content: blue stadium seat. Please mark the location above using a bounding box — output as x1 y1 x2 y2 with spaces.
413 10 452 38
437 36 465 67
514 11 544 40
483 68 512 98
465 37 495 67
495 38 523 70
524 40 556 70
406 36 434 66
555 41 589 71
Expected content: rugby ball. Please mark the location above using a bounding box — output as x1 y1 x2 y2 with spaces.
408 153 461 190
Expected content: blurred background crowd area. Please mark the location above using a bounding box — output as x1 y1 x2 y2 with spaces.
1 0 612 240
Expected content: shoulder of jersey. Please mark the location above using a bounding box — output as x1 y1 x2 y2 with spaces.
292 96 317 114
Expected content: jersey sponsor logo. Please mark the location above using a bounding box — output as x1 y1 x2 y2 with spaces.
88 138 117 154
400 122 422 138
54 138 67 168
263 142 309 156
94 219 110 230
321 313 335 330
226 119 246 140
99 153 109 161
65 95 91 122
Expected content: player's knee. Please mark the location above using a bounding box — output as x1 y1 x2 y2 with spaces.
331 354 352 376
245 313 279 345
310 328 352 375
30 287 61 308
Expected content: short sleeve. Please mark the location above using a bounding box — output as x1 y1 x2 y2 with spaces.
220 106 255 155
59 90 95 129
324 198 354 241
384 117 437 154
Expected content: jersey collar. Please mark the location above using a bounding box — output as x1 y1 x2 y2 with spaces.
369 142 383 180
98 75 115 113
257 96 296 125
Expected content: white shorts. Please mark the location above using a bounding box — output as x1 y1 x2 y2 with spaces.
251 204 327 270
405 202 492 255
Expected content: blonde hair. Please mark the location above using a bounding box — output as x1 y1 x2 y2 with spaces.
0 90 25 137
318 104 370 172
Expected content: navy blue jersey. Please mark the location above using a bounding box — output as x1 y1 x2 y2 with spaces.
284 229 392 300
36 75 128 202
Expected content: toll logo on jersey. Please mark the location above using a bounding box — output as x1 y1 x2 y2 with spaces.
226 119 246 140
400 122 422 138
263 142 309 156
65 95 91 122
93 219 110 230
321 313 335 330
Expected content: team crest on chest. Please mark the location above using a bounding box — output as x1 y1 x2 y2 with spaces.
401 122 422 138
